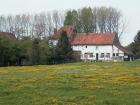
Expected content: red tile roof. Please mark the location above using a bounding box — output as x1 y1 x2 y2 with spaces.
71 32 116 45
51 25 75 40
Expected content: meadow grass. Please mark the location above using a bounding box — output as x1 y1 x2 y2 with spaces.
0 61 140 105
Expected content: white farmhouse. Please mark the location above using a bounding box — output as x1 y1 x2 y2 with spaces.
49 25 133 61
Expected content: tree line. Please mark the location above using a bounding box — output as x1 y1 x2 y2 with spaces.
0 7 125 38
64 7 125 37
0 11 64 39
0 31 74 66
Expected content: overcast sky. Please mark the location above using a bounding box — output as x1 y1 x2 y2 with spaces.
0 0 140 46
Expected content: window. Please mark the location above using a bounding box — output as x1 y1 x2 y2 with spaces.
100 53 105 58
85 45 87 48
89 53 93 58
84 53 88 58
106 53 110 58
116 53 119 56
113 53 115 56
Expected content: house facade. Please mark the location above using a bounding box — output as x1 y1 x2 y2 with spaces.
72 44 128 61
49 25 133 61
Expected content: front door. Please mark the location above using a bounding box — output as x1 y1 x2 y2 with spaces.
96 53 99 61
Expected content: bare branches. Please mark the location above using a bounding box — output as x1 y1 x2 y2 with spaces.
64 7 126 37
0 7 126 39
0 11 64 39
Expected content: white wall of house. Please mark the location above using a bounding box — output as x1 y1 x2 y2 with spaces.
72 45 125 61
49 39 127 61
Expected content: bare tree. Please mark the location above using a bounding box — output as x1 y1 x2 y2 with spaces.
0 7 126 40
52 10 64 31
46 13 54 36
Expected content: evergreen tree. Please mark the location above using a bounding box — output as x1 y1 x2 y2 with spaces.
64 10 81 32
128 31 140 59
64 11 74 25
56 31 73 63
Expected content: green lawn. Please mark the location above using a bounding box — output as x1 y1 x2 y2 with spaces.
0 61 140 105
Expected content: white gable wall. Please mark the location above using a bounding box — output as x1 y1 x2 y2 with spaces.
112 45 124 61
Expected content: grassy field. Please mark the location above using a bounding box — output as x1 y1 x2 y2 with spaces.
0 62 140 105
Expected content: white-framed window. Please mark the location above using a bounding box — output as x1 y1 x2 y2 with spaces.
89 53 93 58
106 53 110 58
116 53 119 56
100 53 105 58
84 53 88 58
112 53 119 57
